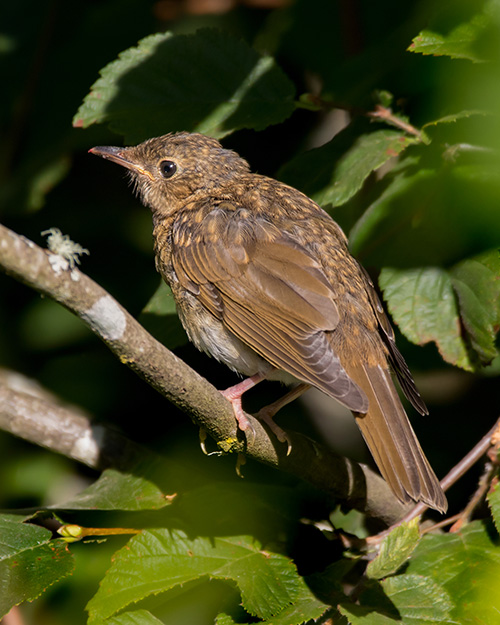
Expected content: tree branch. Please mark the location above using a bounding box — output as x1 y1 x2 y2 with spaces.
0 368 145 470
0 222 410 525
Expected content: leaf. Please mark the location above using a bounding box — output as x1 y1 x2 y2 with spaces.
330 507 369 539
406 521 500 625
408 11 489 63
98 610 165 625
340 574 456 624
450 251 500 365
379 267 472 370
87 530 301 622
422 109 488 130
278 127 417 208
139 281 188 350
487 482 500 534
73 29 295 142
54 468 173 511
256 577 331 625
367 519 421 580
0 514 74 618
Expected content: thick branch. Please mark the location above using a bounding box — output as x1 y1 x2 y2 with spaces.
0 223 409 524
0 368 145 470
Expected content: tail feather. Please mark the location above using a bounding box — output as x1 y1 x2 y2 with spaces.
348 363 447 513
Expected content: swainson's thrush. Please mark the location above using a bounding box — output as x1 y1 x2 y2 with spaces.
90 132 447 513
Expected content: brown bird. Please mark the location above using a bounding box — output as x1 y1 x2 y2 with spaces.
90 132 447 513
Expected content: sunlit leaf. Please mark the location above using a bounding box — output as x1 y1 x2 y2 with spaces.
406 521 500 624
87 530 301 622
340 574 455 624
408 9 490 64
367 519 421 580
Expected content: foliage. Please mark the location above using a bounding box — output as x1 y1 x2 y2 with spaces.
1 0 500 624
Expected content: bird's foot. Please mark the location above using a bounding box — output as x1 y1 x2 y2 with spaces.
253 384 311 456
220 388 256 442
220 373 266 442
254 405 292 456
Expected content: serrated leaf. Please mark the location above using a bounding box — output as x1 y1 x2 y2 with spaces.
216 572 335 625
487 482 500 533
87 530 301 622
367 519 421 580
381 575 455 623
279 128 417 208
408 13 489 63
0 515 74 618
422 109 487 130
379 267 472 370
54 468 172 511
259 576 331 625
340 574 456 624
450 251 500 365
406 521 500 624
139 281 188 350
74 29 295 142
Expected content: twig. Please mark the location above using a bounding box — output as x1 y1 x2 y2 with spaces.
297 96 423 139
367 104 422 139
372 416 500 537
0 222 409 525
449 462 496 532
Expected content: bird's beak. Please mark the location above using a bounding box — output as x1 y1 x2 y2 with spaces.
89 146 154 181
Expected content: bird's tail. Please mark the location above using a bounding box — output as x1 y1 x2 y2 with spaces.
348 363 447 513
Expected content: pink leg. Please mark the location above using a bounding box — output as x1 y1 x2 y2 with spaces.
220 372 267 437
255 383 310 455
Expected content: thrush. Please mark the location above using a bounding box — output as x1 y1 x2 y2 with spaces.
90 132 447 513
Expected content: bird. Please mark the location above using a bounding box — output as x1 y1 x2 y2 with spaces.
90 132 447 513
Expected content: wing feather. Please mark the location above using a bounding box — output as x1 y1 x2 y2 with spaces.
172 206 367 411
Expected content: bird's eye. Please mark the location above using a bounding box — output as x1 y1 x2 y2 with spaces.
159 160 177 179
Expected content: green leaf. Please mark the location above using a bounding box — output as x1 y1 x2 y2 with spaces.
367 519 421 580
139 281 188 350
379 267 472 370
257 576 331 625
408 12 489 63
0 514 74 618
422 109 487 131
99 610 165 625
450 251 500 365
330 507 369 539
406 521 500 624
87 530 301 622
55 468 173 511
279 128 417 208
340 574 456 624
73 29 295 142
487 482 500 533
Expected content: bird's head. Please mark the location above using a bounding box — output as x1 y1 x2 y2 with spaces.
90 132 250 216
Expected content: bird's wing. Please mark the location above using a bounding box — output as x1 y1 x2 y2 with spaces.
358 266 428 415
172 204 368 412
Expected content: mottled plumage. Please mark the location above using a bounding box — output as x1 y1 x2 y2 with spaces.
90 132 447 512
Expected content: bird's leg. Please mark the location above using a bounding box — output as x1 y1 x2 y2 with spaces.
255 383 311 455
220 372 267 438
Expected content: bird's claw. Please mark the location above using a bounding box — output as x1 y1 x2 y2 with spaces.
254 407 292 456
235 453 246 478
199 427 209 455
